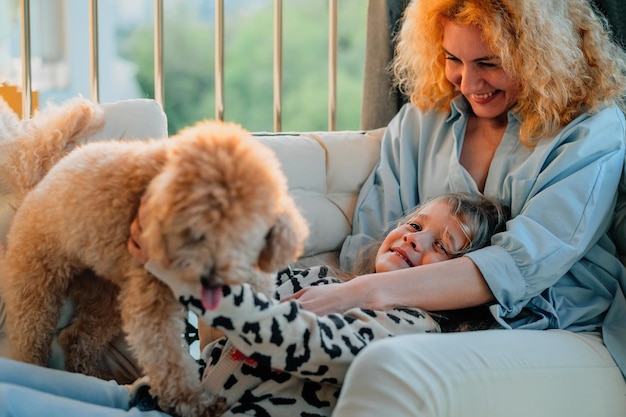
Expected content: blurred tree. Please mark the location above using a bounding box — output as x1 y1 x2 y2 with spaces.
120 0 366 135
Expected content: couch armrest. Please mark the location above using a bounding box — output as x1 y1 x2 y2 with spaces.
255 129 382 259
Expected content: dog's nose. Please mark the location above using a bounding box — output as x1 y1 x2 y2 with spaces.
200 265 217 289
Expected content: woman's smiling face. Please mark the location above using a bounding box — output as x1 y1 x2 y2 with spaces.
375 201 469 272
442 20 519 122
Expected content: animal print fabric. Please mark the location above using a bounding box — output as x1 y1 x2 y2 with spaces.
178 265 439 417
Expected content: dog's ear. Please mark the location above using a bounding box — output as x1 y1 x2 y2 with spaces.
258 204 308 273
140 186 173 269
145 219 173 269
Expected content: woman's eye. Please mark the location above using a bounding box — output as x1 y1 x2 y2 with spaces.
408 222 422 231
479 61 498 68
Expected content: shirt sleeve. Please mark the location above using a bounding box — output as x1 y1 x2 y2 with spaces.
178 277 438 384
272 265 342 299
467 105 626 317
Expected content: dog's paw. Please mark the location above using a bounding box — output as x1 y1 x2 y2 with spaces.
128 376 212 416
206 397 228 417
158 388 214 417
128 376 163 412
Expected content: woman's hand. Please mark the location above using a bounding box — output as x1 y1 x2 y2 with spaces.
282 275 379 315
282 283 356 315
127 199 149 264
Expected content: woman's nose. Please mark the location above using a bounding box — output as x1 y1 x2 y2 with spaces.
461 66 483 93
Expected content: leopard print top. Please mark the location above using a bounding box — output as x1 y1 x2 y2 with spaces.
177 265 440 417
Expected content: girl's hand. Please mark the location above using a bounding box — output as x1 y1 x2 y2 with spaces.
127 199 149 264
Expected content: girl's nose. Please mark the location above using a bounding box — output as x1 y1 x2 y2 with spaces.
403 232 434 251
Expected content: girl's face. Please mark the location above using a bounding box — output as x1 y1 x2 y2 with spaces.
375 201 469 272
442 20 519 122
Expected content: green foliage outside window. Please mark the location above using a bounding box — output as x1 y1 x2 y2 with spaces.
119 1 366 135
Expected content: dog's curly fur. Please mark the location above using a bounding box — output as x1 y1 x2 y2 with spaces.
1 119 309 417
0 97 105 251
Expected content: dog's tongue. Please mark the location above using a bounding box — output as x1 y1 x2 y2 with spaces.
201 287 222 310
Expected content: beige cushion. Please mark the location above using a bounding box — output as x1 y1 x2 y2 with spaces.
255 129 382 259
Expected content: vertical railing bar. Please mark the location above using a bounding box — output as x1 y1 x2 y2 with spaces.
215 0 225 121
154 0 164 106
89 0 99 103
328 0 337 131
273 0 282 132
19 0 33 118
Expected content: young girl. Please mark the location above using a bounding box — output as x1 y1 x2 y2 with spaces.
0 192 506 417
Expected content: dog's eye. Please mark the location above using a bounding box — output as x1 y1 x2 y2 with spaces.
184 228 205 244
191 232 205 243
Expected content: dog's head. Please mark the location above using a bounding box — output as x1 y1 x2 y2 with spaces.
140 121 308 308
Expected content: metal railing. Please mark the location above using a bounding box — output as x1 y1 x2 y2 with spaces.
17 0 340 131
18 0 32 119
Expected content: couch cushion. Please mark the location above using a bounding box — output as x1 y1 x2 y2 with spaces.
255 129 382 258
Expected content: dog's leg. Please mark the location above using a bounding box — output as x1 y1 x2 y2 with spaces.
2 252 71 367
59 271 126 381
119 269 211 417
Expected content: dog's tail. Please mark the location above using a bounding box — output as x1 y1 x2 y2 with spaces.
0 97 105 200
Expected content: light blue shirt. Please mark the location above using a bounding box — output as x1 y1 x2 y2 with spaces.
340 98 626 377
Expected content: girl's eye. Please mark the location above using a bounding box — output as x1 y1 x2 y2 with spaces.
408 222 422 231
435 241 450 256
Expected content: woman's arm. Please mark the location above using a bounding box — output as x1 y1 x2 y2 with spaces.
289 256 494 315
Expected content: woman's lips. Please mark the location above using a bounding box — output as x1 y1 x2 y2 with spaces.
470 90 498 104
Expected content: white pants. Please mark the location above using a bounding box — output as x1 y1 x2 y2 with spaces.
332 329 626 417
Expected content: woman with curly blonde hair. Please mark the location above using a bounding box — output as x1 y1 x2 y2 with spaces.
393 0 626 147
290 1 626 416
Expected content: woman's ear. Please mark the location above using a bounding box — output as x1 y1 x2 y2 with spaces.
257 204 309 273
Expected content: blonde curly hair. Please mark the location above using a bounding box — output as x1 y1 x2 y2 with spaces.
393 0 626 147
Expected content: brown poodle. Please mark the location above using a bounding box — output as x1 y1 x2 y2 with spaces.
1 120 309 417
